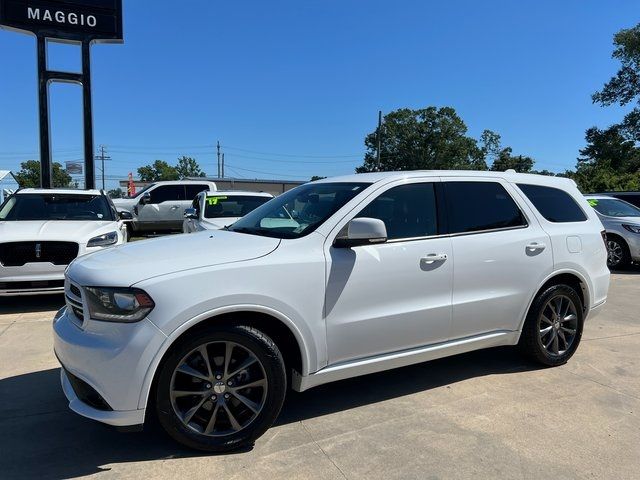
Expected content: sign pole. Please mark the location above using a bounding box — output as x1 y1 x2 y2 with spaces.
82 39 95 189
36 35 52 189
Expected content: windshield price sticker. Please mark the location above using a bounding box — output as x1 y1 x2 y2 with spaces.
207 196 228 206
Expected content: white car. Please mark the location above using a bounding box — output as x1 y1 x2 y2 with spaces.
0 188 127 296
53 171 609 452
113 180 217 235
183 190 274 232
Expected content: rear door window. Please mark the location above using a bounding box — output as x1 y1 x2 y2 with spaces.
517 184 587 223
185 184 210 199
444 181 526 234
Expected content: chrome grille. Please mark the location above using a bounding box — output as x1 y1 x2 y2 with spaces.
65 279 84 324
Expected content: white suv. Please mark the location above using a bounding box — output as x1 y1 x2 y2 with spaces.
112 180 217 235
53 171 609 452
0 189 127 295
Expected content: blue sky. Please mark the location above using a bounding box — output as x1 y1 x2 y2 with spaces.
0 0 637 189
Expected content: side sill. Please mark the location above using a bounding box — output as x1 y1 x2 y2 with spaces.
292 330 519 392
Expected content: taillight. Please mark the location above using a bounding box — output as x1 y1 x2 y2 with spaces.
601 230 607 248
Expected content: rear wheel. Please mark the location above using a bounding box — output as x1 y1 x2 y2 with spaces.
154 325 286 452
519 284 584 366
607 236 631 269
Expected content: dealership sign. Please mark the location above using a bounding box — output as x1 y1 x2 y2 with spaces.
0 0 124 189
0 0 123 42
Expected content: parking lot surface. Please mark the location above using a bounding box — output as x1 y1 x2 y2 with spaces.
0 271 638 480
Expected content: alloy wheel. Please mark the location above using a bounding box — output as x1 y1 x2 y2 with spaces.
169 341 268 437
607 240 623 267
538 294 578 356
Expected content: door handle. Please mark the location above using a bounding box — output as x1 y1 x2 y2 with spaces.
170 205 180 210
526 242 546 252
421 253 448 264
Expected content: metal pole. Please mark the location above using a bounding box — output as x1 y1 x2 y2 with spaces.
221 153 225 178
82 40 95 189
37 36 53 189
100 145 105 190
217 141 221 178
376 110 382 172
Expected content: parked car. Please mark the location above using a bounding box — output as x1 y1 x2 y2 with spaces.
183 191 274 233
597 191 640 210
584 194 640 268
0 188 127 296
54 171 609 452
112 180 217 235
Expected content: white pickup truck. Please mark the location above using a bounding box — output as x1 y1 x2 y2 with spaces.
113 180 217 235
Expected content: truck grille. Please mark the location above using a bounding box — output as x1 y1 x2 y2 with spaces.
0 242 79 267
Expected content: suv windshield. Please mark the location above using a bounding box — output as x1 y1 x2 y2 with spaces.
0 193 114 221
204 195 271 219
589 197 640 217
129 183 155 199
228 182 370 239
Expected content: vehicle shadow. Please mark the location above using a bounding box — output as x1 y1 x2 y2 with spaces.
610 263 640 275
0 294 65 315
0 347 540 479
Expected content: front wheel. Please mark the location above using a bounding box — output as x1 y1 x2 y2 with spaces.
154 325 287 452
519 284 584 366
607 236 631 269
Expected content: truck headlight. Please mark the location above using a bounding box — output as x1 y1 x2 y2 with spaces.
87 231 119 247
622 224 640 234
85 287 155 322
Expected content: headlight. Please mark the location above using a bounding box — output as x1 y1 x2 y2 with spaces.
85 287 155 322
87 231 119 247
622 224 640 234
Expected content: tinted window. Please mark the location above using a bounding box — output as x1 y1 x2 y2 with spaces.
0 194 114 221
185 184 210 199
609 193 640 209
445 182 526 234
204 195 271 218
149 185 185 204
356 183 437 240
517 184 587 222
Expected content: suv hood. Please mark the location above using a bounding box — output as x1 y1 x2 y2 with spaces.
0 220 119 243
67 230 280 286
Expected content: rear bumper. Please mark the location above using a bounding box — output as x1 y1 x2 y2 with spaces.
586 299 606 321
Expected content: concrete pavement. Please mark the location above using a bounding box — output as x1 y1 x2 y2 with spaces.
0 272 638 479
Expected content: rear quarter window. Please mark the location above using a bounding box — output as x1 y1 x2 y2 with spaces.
517 184 587 223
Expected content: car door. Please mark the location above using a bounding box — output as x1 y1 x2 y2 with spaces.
137 185 186 231
441 178 554 339
324 179 454 365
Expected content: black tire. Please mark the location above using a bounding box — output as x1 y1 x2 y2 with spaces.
606 235 631 269
519 284 584 366
154 325 287 452
124 224 133 242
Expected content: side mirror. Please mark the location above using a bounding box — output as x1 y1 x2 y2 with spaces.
140 192 151 205
184 208 198 219
333 217 387 248
118 210 133 221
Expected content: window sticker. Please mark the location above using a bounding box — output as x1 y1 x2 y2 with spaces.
587 199 599 207
207 196 228 205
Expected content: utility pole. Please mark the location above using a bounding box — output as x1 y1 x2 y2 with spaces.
221 153 225 178
95 145 111 190
217 141 221 178
376 110 382 171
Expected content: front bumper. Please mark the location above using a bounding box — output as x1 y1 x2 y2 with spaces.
53 305 167 426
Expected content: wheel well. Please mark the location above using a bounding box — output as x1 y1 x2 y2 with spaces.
606 232 629 249
536 273 587 312
159 311 303 379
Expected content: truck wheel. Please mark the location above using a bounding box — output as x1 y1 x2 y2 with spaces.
154 325 287 452
519 284 584 367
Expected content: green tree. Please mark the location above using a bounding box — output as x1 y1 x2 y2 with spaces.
310 175 326 181
490 147 535 173
176 156 206 179
356 107 488 173
107 188 124 198
592 23 640 141
137 160 179 182
14 160 72 188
